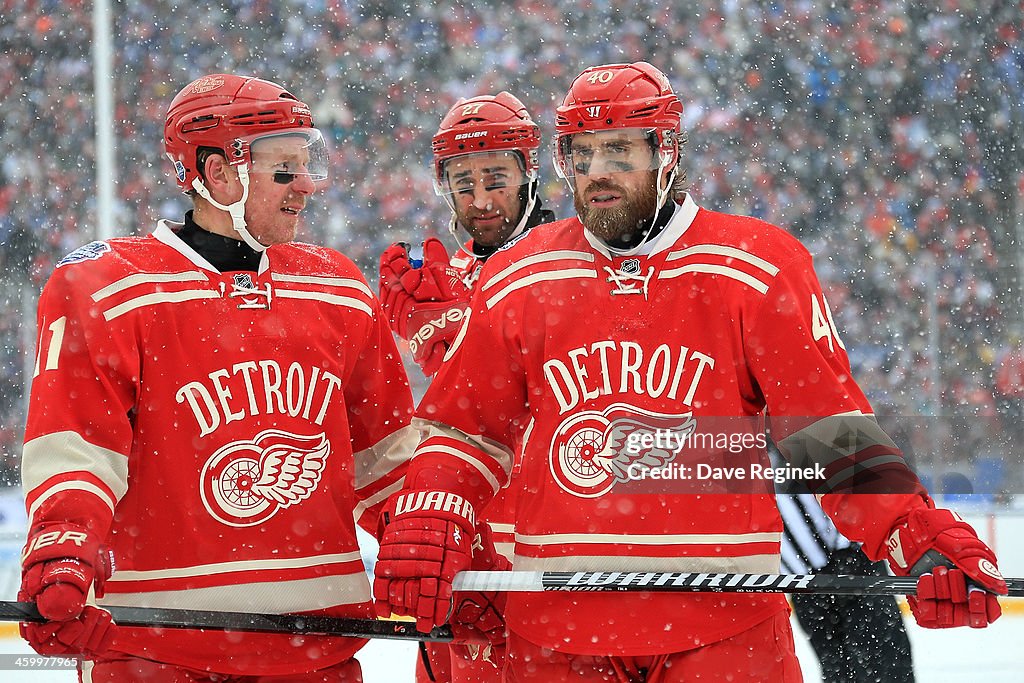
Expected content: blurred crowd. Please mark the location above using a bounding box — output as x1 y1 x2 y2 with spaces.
1 0 1022 489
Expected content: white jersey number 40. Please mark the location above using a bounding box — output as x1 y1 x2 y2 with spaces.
811 293 845 352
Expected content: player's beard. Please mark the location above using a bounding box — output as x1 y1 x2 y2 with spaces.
575 172 659 244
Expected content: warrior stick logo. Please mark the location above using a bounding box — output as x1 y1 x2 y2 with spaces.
200 429 330 526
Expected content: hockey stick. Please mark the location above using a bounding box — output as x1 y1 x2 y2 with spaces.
0 601 453 642
453 571 1024 597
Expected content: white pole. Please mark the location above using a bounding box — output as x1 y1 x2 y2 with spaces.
92 0 116 240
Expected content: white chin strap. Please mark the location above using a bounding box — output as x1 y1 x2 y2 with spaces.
190 165 268 252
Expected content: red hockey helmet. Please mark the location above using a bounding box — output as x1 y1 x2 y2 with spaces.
553 62 682 179
164 74 324 192
431 91 541 195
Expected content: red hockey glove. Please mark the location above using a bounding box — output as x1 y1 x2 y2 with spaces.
449 524 510 670
19 605 115 657
20 527 116 657
21 523 105 621
378 238 471 375
886 508 1006 628
373 490 476 632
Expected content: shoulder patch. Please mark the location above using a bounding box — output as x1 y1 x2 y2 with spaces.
56 241 111 268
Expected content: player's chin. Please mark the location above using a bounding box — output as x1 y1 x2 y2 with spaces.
469 224 512 248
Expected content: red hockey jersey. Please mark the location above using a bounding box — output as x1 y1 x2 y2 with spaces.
449 239 518 560
410 195 929 655
23 221 415 675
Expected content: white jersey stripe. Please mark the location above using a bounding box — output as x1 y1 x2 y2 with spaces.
23 431 128 514
515 531 780 546
275 289 373 316
665 245 780 276
106 552 362 582
99 574 371 612
102 290 221 320
513 553 780 574
353 476 405 524
352 426 418 491
271 273 373 296
28 481 117 520
481 250 596 292
418 444 502 494
486 269 598 309
658 264 770 294
91 272 209 302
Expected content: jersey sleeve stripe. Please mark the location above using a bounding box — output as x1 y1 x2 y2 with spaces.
351 425 418 491
480 250 596 292
657 264 770 294
91 272 209 301
353 476 405 525
23 432 128 509
485 269 598 309
28 480 117 520
415 443 503 494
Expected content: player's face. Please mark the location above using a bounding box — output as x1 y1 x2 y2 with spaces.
443 152 527 248
243 134 321 245
568 130 661 243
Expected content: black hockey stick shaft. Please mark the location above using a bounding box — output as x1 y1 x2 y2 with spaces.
0 601 453 642
452 571 1024 597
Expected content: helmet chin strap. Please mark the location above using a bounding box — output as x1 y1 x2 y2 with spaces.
190 165 268 253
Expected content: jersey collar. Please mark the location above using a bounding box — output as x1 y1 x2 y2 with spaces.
583 193 699 258
153 220 270 275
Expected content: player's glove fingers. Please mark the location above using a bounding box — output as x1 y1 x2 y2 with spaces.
968 587 1001 628
379 243 413 281
59 607 115 654
36 582 88 621
421 237 451 269
372 581 393 619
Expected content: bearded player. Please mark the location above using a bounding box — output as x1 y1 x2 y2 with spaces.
378 92 554 682
373 62 1006 681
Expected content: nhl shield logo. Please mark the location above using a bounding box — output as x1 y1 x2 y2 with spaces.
200 429 330 526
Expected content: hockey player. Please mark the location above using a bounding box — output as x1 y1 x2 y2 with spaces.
372 62 1007 681
20 73 415 681
378 92 553 681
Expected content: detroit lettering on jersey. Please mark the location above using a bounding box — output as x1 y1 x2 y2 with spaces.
543 340 716 414
175 360 343 437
